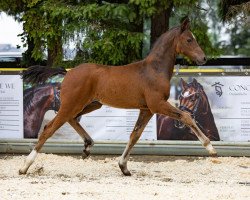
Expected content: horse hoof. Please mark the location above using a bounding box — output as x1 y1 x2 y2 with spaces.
19 169 26 175
118 162 131 176
122 170 132 176
210 153 218 158
82 150 90 160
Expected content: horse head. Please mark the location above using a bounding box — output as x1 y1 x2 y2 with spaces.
179 78 209 117
175 78 220 141
175 18 206 65
23 83 62 138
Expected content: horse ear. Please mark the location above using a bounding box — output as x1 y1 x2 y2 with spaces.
180 78 188 90
193 78 203 90
181 17 190 32
192 78 198 87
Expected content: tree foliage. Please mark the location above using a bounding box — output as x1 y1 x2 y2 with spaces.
217 0 250 56
1 0 239 67
218 0 250 22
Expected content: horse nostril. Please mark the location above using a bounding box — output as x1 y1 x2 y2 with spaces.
203 57 207 62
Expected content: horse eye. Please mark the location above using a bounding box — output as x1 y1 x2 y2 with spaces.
187 38 192 43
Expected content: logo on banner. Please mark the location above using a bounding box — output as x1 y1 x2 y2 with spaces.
212 82 224 97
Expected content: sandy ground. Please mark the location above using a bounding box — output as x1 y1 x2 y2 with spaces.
0 154 249 200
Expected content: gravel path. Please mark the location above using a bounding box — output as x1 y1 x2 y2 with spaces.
0 154 249 200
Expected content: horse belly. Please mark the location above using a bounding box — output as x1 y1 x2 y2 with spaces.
98 93 146 109
95 82 146 109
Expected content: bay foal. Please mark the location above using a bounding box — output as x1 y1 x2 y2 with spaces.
19 18 217 176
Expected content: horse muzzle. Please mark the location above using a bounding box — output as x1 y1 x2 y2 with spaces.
195 56 207 65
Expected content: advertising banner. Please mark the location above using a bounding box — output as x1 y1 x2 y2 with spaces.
0 75 23 138
1 70 250 142
157 76 250 142
80 106 156 140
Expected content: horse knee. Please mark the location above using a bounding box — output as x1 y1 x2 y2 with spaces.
180 112 194 126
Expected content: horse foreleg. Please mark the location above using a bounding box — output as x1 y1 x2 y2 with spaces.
68 119 94 159
19 115 67 175
119 109 153 176
152 101 217 156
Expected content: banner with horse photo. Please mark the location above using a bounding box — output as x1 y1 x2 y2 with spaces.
24 74 250 142
1 69 250 142
158 76 250 142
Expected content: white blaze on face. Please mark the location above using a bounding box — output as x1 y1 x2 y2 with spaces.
183 91 190 98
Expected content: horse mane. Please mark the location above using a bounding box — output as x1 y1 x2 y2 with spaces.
23 83 60 113
150 26 180 53
22 65 67 85
23 87 35 113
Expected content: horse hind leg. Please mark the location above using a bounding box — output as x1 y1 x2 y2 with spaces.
68 118 94 159
68 101 102 158
119 109 153 176
19 114 67 175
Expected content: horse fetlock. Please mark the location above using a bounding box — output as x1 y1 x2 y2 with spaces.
80 139 93 160
205 142 217 156
84 139 94 147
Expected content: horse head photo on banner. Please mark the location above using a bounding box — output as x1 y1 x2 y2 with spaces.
23 82 62 138
157 78 220 141
23 66 67 138
22 66 90 139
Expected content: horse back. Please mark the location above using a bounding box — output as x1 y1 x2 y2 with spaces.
60 63 148 109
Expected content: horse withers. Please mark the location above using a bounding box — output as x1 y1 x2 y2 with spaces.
19 18 217 176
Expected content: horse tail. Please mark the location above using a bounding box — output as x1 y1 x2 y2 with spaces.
22 65 67 85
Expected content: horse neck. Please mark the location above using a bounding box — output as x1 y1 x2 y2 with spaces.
24 86 54 117
196 93 217 130
145 29 178 79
